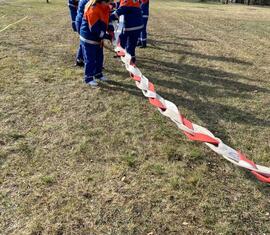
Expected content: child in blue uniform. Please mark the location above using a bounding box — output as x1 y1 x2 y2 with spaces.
138 0 149 48
110 0 143 64
80 0 112 87
75 0 89 66
68 0 79 32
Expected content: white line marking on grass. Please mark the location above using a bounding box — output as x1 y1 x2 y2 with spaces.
0 16 28 33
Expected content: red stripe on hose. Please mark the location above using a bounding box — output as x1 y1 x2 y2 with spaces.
117 50 125 57
181 116 219 145
149 98 166 109
252 171 270 183
130 74 141 82
148 82 166 109
185 132 220 145
238 152 257 169
181 115 193 130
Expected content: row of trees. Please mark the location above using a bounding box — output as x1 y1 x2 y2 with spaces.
221 0 270 4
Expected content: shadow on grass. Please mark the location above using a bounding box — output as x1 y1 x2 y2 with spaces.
148 34 216 43
100 79 142 99
148 38 253 66
99 70 208 144
100 76 270 188
104 50 269 146
143 59 269 125
137 57 268 94
147 37 193 48
242 171 270 196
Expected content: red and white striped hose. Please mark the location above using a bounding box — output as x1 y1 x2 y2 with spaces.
111 18 270 183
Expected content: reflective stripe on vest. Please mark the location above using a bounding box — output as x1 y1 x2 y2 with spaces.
68 3 77 8
124 24 144 31
80 36 100 45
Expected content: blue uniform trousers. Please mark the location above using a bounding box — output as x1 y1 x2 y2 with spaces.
76 22 84 62
81 41 104 83
140 17 148 46
76 44 84 62
69 7 77 32
120 29 141 63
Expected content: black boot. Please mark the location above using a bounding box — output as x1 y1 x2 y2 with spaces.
137 41 142 47
140 41 147 48
75 60 84 67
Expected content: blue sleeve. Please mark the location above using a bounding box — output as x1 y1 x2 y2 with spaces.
75 13 82 32
75 0 87 32
77 0 88 15
110 6 128 20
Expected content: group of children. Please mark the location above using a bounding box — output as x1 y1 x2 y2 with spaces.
68 0 150 87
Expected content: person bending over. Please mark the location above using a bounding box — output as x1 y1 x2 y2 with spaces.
110 0 143 64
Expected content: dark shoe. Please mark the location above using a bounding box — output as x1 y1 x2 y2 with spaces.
137 41 142 47
140 42 147 48
75 60 84 67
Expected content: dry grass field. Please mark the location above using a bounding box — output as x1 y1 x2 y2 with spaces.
0 0 270 234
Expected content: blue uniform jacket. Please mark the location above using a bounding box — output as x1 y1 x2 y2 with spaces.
110 0 143 32
75 0 88 32
80 3 110 44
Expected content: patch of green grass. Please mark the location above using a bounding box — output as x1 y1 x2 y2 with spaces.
169 176 182 190
147 164 166 175
40 175 55 185
74 138 89 155
122 151 137 168
189 148 202 159
185 164 208 187
186 174 201 186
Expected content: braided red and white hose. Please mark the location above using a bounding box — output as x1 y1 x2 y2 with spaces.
111 18 270 183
